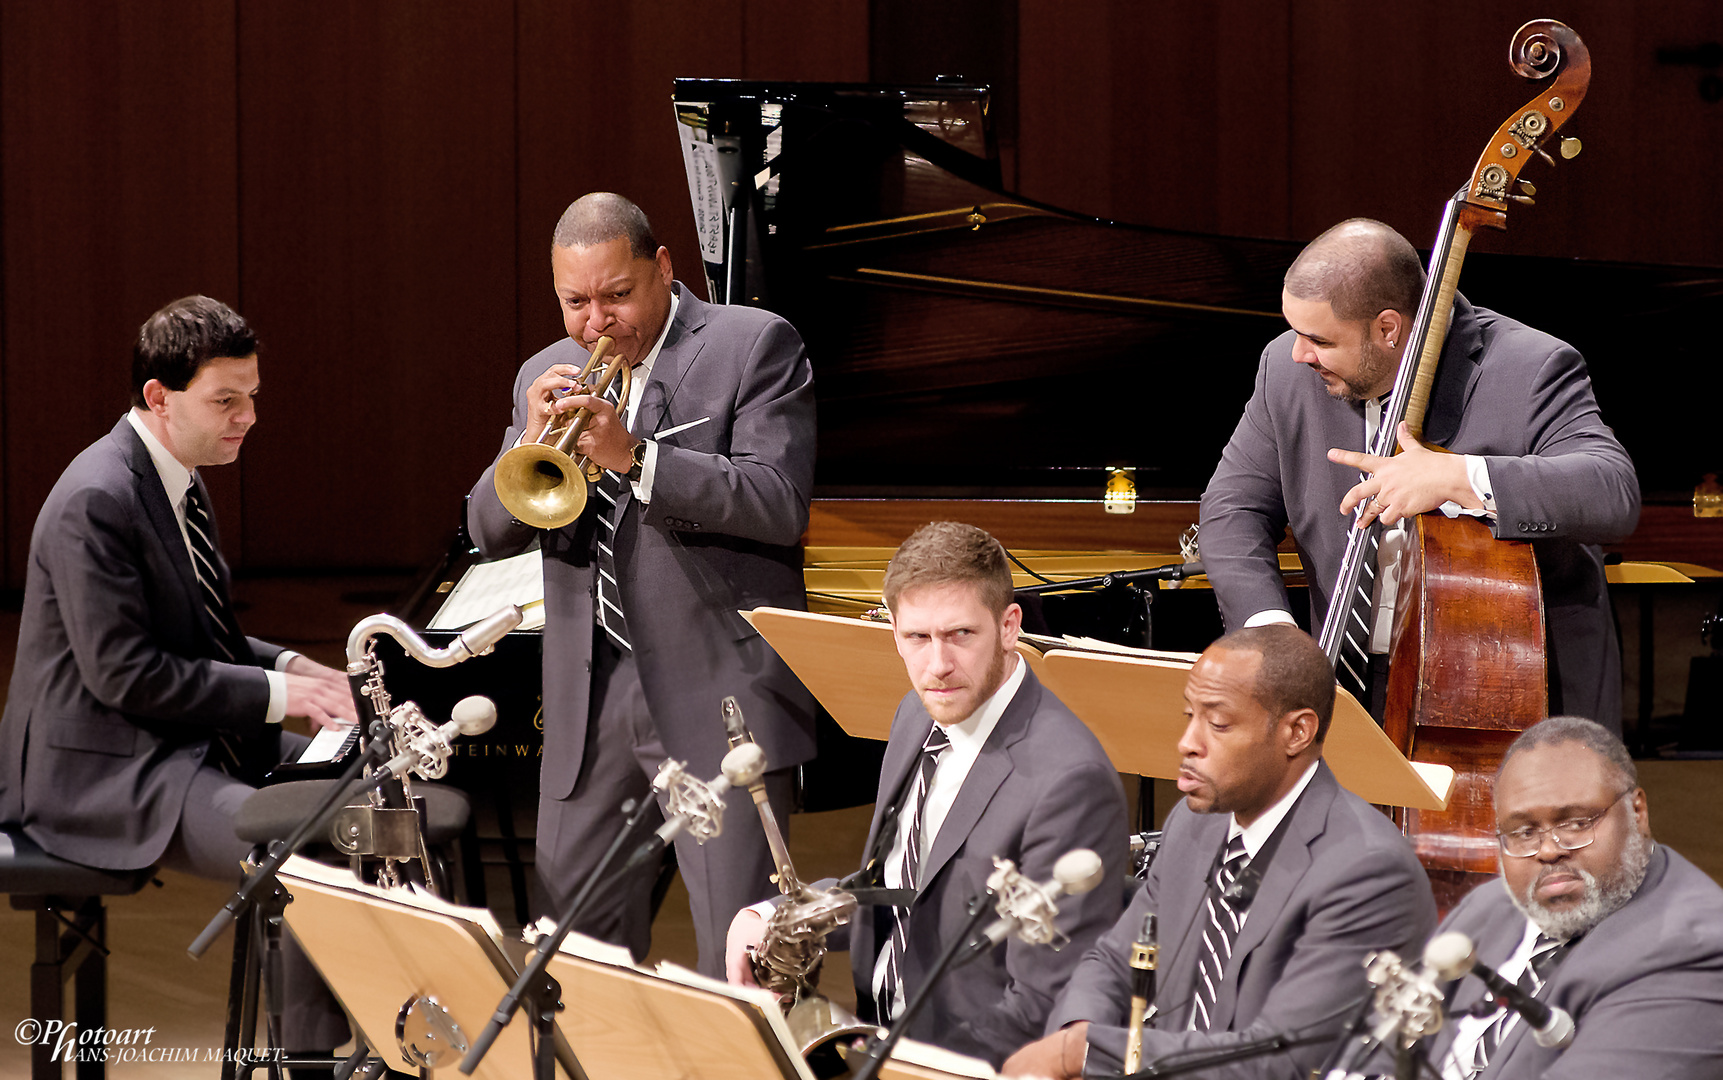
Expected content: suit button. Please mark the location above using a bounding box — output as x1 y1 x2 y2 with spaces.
691 522 701 530
1519 523 1529 532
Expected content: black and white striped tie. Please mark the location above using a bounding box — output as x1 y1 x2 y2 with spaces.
877 723 950 1023
1334 522 1381 701
185 479 241 660
593 379 632 651
184 478 245 773
1469 934 1572 1076
1190 834 1249 1031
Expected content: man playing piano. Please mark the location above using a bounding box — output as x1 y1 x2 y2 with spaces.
466 192 818 977
1198 218 1638 729
0 295 355 1053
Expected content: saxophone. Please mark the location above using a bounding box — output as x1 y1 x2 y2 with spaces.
721 698 874 1071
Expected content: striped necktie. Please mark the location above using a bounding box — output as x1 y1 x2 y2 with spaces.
593 378 632 651
184 478 246 774
1470 934 1574 1076
1190 834 1250 1031
877 723 951 1022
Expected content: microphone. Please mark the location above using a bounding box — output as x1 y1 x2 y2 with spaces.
621 743 766 873
381 695 498 780
1425 931 1575 1049
956 849 1105 966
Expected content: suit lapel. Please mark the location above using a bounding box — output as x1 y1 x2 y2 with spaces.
860 699 930 874
634 284 708 440
1420 294 1484 449
1152 810 1230 1030
1209 763 1334 1029
117 421 205 626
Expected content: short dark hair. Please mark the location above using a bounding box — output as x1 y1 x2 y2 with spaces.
1283 218 1425 323
882 522 1015 617
1212 624 1337 742
131 296 257 408
552 192 658 259
1498 715 1638 791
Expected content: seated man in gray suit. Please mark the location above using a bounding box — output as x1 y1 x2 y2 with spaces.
723 522 1129 1065
1004 624 1436 1079
1200 218 1637 728
468 193 817 977
1412 717 1723 1079
0 295 355 1050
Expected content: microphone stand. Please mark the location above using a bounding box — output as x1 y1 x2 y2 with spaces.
846 890 995 1080
189 717 397 959
1015 563 1206 595
1114 1024 1344 1079
460 794 660 1079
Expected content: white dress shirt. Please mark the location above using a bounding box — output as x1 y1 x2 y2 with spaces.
1437 918 1543 1080
871 654 1029 1018
1219 760 1320 936
125 410 294 723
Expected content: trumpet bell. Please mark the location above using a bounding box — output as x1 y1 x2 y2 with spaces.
493 441 589 529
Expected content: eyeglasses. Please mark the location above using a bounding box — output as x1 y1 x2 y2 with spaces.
1497 788 1633 858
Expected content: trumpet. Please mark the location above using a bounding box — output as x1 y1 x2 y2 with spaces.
493 335 632 528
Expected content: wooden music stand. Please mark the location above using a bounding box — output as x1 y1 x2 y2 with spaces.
276 856 577 1079
747 607 1453 811
541 937 1000 1080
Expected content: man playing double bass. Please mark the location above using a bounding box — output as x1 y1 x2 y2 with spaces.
1199 218 1638 731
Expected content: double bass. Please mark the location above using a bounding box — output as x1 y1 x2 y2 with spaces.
1316 20 1591 908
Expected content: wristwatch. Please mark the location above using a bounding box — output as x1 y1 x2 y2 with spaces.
626 439 648 482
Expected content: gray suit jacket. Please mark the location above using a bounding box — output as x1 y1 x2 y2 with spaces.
1200 295 1639 729
1422 846 1723 1079
842 665 1128 1065
0 418 283 869
467 286 817 794
1048 762 1437 1079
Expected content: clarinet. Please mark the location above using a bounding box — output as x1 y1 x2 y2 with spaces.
1124 912 1158 1075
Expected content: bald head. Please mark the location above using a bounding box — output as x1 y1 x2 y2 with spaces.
1283 218 1425 323
553 192 659 260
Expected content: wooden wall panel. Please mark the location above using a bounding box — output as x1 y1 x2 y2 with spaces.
235 2 518 568
1017 1 1722 265
1 0 239 587
1021 1 1291 239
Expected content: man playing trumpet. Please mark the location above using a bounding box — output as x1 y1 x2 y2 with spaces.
467 192 818 977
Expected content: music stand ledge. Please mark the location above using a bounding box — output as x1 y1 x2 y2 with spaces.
745 607 1452 812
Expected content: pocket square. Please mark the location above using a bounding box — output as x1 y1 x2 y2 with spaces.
655 415 712 439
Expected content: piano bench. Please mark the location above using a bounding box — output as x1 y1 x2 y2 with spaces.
0 825 157 1080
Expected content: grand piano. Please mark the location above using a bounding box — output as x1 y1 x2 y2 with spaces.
394 79 1723 920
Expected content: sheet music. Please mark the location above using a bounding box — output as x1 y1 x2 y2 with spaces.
429 549 545 630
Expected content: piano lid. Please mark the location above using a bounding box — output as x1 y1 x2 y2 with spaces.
672 79 1723 502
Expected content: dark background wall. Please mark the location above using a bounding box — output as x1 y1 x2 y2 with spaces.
3 1 1718 587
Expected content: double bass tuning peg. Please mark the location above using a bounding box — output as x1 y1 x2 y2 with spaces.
1559 135 1582 160
1510 180 1536 205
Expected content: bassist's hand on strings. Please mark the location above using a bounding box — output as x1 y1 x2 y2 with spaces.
1330 422 1483 528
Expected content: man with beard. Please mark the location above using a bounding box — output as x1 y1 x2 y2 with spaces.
1198 218 1638 729
1002 624 1435 1080
1414 716 1723 1079
723 522 1128 1066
